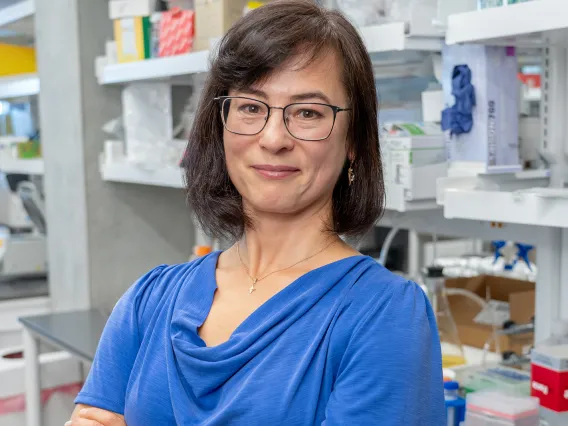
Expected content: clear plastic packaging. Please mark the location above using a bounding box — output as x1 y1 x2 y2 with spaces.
423 266 467 368
465 391 540 426
122 82 173 166
454 364 531 397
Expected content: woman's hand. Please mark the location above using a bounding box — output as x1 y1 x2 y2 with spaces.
66 405 126 426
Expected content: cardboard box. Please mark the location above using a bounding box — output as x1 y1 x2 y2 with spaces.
194 0 250 51
109 0 156 20
159 9 195 57
446 275 535 355
114 16 153 63
382 134 446 202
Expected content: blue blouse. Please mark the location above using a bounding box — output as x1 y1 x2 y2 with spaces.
76 252 444 425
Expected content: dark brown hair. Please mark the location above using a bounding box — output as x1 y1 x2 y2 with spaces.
184 0 383 240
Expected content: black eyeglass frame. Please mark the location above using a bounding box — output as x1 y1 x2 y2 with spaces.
214 96 352 141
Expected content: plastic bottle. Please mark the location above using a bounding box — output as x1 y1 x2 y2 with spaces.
423 266 467 368
444 381 466 426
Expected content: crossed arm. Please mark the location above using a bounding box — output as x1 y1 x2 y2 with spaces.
66 405 126 426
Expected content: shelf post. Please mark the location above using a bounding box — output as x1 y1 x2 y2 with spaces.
540 47 567 188
535 227 562 343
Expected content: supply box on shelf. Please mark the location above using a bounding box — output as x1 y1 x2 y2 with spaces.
159 8 195 57
445 275 535 355
114 16 153 63
442 44 521 175
381 123 446 210
531 344 568 414
194 0 250 51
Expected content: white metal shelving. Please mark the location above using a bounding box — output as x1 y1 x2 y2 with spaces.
0 157 44 175
446 0 568 46
100 162 184 188
443 188 568 228
0 0 34 35
0 73 40 99
98 50 210 85
360 22 442 53
98 18 443 86
385 187 439 212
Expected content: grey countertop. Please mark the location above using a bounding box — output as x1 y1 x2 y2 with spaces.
19 309 109 362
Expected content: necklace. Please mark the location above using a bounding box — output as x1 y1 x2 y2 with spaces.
236 238 338 294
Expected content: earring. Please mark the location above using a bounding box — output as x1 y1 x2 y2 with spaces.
348 162 355 186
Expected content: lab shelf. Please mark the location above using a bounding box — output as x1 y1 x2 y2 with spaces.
98 50 211 85
360 22 443 53
0 73 40 99
0 0 34 35
385 189 439 212
0 157 44 175
443 187 568 228
446 0 568 46
385 184 441 212
100 162 184 188
98 17 443 85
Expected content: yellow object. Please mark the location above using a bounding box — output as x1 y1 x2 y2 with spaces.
442 355 467 369
247 1 265 9
0 43 36 77
114 17 152 63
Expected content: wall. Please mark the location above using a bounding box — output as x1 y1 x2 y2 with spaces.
35 0 193 313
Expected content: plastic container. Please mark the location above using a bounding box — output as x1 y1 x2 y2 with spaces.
444 381 466 426
465 391 540 426
423 265 466 368
455 364 531 397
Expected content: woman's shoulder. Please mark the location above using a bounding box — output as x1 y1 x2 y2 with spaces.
340 257 430 327
349 258 423 303
117 252 220 324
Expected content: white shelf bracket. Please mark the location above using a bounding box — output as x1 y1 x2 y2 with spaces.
540 47 567 188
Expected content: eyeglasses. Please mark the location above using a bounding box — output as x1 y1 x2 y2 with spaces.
214 96 351 141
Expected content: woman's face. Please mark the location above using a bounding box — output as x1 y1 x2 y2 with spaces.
223 51 350 218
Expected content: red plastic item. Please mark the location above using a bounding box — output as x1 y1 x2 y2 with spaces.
159 8 195 57
531 345 568 413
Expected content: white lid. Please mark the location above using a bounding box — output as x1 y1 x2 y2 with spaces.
534 344 568 359
466 391 539 418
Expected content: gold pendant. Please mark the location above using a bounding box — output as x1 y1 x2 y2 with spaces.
249 278 257 294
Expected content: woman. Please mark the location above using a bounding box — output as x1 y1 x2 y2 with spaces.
69 1 444 425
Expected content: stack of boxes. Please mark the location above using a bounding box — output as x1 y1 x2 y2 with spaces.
107 0 268 64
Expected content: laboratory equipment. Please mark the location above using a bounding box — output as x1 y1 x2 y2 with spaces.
444 381 466 426
464 391 540 426
0 174 47 279
423 265 467 368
